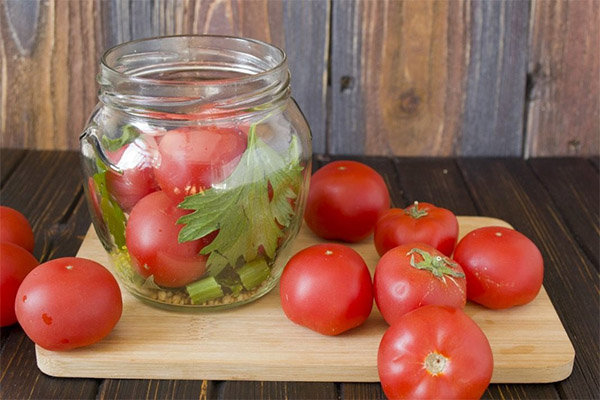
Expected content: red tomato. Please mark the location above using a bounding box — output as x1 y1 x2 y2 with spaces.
453 226 544 309
126 191 214 287
0 242 39 326
0 206 35 253
105 142 160 211
374 202 458 257
378 305 493 400
154 126 247 203
279 243 373 335
374 243 466 325
15 257 122 351
304 161 390 242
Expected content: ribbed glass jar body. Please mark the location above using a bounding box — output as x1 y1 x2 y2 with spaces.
80 36 311 310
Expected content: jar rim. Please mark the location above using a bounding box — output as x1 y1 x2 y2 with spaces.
97 35 291 119
100 34 287 87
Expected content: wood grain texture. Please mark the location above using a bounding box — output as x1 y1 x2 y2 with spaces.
0 150 99 400
457 159 600 399
329 0 529 156
526 0 600 157
529 158 599 268
0 0 328 153
220 381 338 400
97 379 218 400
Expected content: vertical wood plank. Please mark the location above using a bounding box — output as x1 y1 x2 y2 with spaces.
329 0 529 156
460 0 529 156
98 378 219 400
1 0 328 153
283 0 330 154
525 0 600 156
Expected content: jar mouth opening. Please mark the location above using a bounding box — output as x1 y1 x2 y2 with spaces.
98 35 290 119
100 35 287 86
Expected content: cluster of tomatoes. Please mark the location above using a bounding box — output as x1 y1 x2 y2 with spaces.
279 160 545 400
0 206 122 351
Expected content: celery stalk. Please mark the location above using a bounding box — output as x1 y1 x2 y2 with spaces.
238 258 270 290
186 276 224 304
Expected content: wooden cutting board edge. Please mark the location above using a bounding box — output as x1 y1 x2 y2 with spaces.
35 216 575 383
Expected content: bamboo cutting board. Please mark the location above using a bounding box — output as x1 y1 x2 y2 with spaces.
36 217 574 383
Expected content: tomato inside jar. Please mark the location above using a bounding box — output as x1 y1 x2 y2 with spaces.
80 36 312 310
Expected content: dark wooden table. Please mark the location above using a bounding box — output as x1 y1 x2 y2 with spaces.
1 149 598 400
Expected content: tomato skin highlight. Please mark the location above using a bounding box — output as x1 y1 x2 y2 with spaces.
15 257 122 351
304 161 390 242
0 242 39 327
374 243 466 325
0 206 35 253
374 202 459 257
453 226 544 309
378 305 493 400
279 243 373 335
105 142 160 211
154 126 247 203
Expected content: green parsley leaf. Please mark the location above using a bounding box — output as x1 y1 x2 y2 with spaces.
101 124 140 152
177 124 303 276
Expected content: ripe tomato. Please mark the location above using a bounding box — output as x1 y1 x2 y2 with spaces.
279 243 373 335
154 126 247 203
374 202 458 257
15 257 122 351
126 191 214 287
105 141 160 211
0 242 39 326
304 161 390 242
453 226 544 309
378 305 493 400
374 243 466 325
0 206 35 253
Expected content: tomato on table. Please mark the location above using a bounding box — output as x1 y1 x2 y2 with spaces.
154 126 247 203
453 226 544 309
374 201 458 257
0 206 35 253
15 257 122 351
304 161 390 242
374 243 466 325
279 243 373 335
0 242 39 327
126 190 215 287
378 305 493 400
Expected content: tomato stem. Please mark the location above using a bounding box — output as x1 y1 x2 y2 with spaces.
407 248 465 283
424 352 448 376
404 201 428 219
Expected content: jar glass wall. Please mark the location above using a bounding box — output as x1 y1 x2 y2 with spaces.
80 36 312 310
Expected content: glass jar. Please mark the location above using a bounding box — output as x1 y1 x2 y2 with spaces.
79 36 312 311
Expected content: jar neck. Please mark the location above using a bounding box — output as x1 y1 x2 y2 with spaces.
98 35 290 121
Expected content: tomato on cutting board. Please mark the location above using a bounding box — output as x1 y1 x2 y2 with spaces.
374 243 466 325
374 201 458 257
0 242 39 327
453 226 544 309
304 161 390 242
279 243 373 335
378 305 493 400
15 257 122 351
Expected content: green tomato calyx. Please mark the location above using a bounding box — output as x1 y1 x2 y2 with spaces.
407 248 465 283
405 201 428 219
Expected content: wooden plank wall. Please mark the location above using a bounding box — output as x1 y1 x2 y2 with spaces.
0 0 598 157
